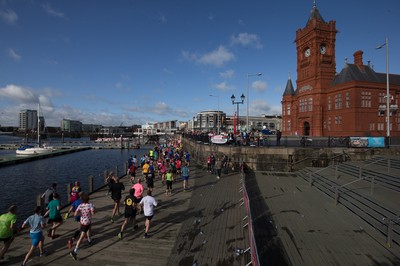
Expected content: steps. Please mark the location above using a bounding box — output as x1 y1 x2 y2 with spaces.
297 156 400 250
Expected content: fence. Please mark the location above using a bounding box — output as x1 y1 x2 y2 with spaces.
240 165 260 266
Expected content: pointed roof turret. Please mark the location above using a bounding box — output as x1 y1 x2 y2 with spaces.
306 0 325 26
283 74 295 96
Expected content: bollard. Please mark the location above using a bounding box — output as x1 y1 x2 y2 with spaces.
124 162 128 176
89 175 94 193
370 176 375 195
104 170 109 184
67 183 72 203
115 165 118 178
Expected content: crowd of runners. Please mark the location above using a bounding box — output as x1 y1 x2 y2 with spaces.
0 139 191 265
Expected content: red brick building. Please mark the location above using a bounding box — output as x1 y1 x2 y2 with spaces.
281 3 400 137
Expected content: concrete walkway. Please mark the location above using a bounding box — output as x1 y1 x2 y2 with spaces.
2 164 249 266
251 171 400 266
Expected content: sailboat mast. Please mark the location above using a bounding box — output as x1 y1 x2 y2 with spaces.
37 103 40 145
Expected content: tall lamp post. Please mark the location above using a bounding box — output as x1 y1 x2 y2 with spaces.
209 94 220 134
231 94 245 134
246 73 262 132
376 37 390 145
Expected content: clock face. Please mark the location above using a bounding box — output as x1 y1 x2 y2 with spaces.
305 48 311 57
320 45 326 54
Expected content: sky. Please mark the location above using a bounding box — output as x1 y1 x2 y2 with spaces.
0 0 399 127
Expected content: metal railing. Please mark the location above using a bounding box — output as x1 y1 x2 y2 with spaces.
240 166 260 266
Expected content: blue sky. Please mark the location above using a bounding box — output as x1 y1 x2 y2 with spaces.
0 0 399 127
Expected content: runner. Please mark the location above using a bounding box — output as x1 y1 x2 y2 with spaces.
70 194 95 261
132 178 144 214
142 160 150 180
109 176 125 223
118 188 138 240
165 169 174 196
129 162 136 184
70 181 81 203
140 190 158 239
181 162 190 191
0 205 17 260
41 183 57 207
21 206 46 266
160 160 167 186
64 192 84 248
147 161 155 192
44 193 62 239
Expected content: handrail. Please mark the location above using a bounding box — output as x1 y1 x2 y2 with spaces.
241 169 260 266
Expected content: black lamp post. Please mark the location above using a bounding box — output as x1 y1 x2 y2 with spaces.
231 93 245 133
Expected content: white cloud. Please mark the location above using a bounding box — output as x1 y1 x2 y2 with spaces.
249 99 281 116
42 3 65 18
7 48 21 61
219 69 235 79
231 33 263 49
0 84 36 102
213 81 235 92
182 45 235 67
0 9 17 24
252 80 267 92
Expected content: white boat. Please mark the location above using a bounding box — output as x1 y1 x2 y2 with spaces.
16 104 54 155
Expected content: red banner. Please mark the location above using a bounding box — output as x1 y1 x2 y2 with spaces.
233 112 237 135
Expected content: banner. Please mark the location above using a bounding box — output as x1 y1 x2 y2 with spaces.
349 137 385 148
233 112 237 135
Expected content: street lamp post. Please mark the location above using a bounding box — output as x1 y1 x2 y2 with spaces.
209 94 220 134
376 37 390 145
246 73 262 132
231 94 245 134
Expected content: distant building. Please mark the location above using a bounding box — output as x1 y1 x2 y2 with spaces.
192 110 226 133
152 120 178 132
82 124 102 133
19 109 37 131
61 119 82 132
281 3 400 137
225 115 281 133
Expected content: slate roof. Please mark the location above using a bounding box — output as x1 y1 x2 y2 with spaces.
332 63 400 86
306 2 325 25
283 77 295 96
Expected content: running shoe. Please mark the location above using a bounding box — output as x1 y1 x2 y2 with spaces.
144 233 150 239
110 217 114 223
88 239 94 245
70 251 77 261
40 250 47 257
118 232 123 240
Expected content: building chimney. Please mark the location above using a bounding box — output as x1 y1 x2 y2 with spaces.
353 50 364 66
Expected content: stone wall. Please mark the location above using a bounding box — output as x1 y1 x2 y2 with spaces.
181 137 400 172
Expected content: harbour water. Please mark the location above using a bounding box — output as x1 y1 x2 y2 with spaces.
0 135 150 223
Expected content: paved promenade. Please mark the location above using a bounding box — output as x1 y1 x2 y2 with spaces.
251 170 400 266
2 164 249 266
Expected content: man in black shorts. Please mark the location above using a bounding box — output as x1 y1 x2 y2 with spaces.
118 189 138 240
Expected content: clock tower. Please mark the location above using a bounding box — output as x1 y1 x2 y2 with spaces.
296 2 337 90
286 2 338 136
